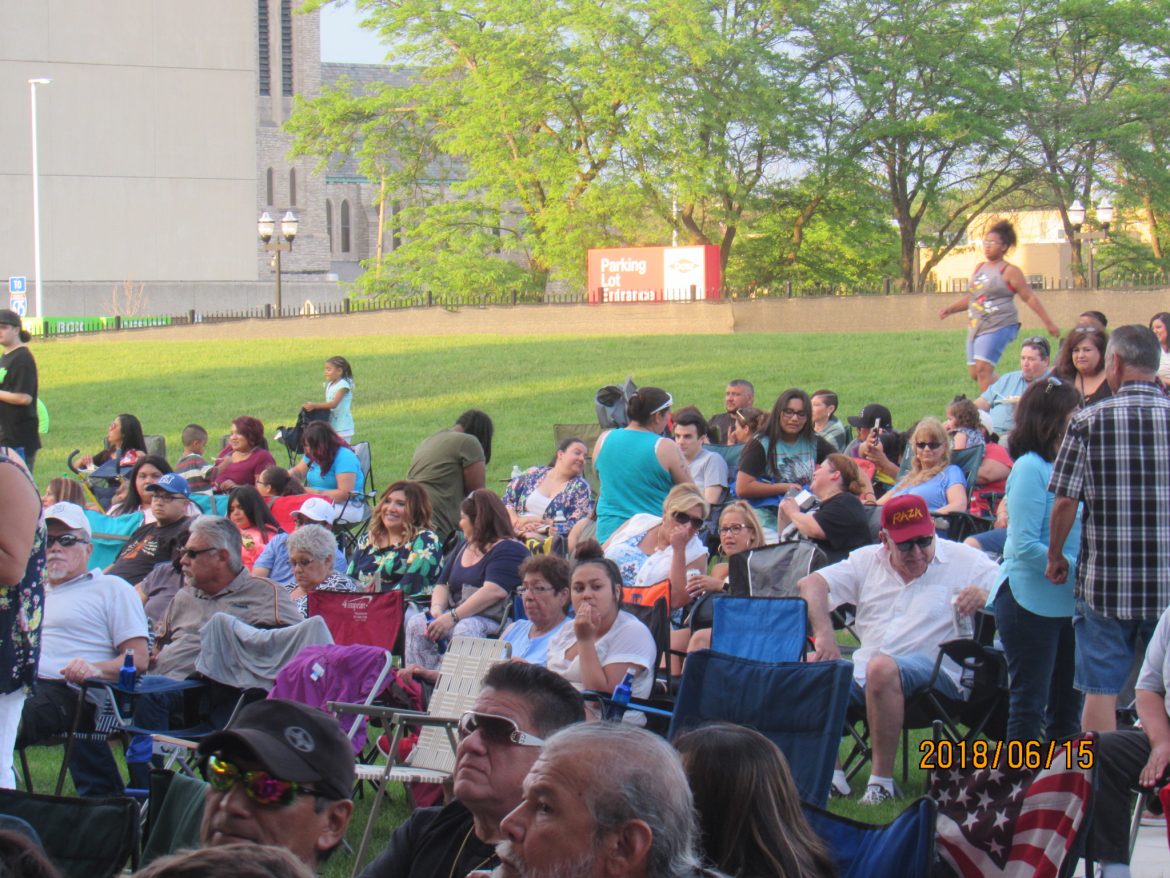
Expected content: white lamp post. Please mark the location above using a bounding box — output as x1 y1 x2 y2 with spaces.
1068 196 1113 289
258 210 298 313
28 78 51 319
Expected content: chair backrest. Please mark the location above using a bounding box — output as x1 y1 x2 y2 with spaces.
83 509 145 569
711 596 808 662
409 636 512 773
667 651 853 808
728 541 827 598
140 769 207 867
350 440 374 496
307 590 404 651
0 787 140 878
621 598 670 690
951 444 985 492
188 492 230 517
554 423 603 492
144 434 167 460
802 796 937 878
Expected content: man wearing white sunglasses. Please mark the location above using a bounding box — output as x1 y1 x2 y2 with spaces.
360 662 584 878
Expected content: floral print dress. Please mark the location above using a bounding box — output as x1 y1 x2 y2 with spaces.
0 452 45 697
348 529 444 606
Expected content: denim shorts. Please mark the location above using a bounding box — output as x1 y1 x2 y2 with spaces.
851 652 963 705
1072 598 1160 695
967 323 1020 366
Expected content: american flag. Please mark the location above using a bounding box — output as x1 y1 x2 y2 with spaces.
928 740 1093 878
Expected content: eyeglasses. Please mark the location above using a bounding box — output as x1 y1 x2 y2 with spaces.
914 441 943 450
289 557 324 568
150 493 184 502
457 711 544 747
672 510 705 529
718 523 747 535
181 546 218 559
650 394 674 415
516 584 556 595
893 535 933 553
203 754 320 807
780 408 808 419
47 533 89 548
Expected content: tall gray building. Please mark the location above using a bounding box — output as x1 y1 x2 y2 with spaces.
0 0 346 317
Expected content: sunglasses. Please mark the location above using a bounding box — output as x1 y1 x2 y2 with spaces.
915 441 943 450
1022 337 1050 355
516 584 556 595
46 533 89 548
203 754 321 807
893 535 933 553
718 523 747 535
672 510 705 529
457 711 544 747
182 546 218 559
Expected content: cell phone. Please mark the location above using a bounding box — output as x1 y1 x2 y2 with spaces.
873 417 882 431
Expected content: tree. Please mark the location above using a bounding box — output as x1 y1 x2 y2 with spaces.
795 0 1033 291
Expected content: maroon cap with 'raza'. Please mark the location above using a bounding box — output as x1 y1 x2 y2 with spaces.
880 494 935 542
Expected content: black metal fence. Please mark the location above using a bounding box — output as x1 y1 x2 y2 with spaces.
32 275 1170 339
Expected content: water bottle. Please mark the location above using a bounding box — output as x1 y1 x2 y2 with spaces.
553 510 568 536
118 650 137 718
604 668 636 721
510 464 523 480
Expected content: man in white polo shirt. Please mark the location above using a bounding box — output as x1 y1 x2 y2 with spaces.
16 502 149 796
799 494 996 805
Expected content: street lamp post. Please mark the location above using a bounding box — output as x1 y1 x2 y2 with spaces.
1068 197 1113 289
28 78 51 319
257 210 298 313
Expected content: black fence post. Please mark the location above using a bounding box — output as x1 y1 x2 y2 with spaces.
785 281 793 298
427 292 433 307
264 304 272 318
883 277 892 295
343 298 351 314
113 316 122 330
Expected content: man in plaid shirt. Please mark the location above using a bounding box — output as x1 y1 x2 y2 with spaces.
1047 324 1170 732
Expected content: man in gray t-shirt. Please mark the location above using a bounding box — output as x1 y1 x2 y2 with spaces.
673 410 728 505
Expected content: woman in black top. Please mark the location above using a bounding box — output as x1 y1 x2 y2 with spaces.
779 453 872 564
0 310 39 471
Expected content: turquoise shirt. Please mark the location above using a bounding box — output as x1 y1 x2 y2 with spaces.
595 429 673 543
304 445 364 494
989 452 1081 618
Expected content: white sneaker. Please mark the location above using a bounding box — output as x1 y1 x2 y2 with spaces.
858 783 895 806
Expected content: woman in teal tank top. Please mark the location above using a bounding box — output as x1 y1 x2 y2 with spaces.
593 387 692 543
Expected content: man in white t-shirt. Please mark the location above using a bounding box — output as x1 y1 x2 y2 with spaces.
799 494 996 806
673 410 728 505
16 502 149 796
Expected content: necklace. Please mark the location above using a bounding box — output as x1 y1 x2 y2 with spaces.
449 825 496 878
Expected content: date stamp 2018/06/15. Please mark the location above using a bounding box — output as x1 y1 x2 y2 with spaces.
919 738 1095 772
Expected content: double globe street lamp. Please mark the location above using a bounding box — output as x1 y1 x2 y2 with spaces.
258 210 298 312
1068 197 1113 290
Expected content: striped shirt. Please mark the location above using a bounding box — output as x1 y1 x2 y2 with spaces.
1048 381 1170 619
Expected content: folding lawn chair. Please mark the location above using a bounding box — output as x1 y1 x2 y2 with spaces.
728 540 827 598
0 787 140 878
802 795 937 878
667 651 854 808
710 596 808 662
308 589 405 653
139 769 208 867
331 636 513 876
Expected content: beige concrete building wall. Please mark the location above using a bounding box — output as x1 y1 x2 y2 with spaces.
0 0 257 308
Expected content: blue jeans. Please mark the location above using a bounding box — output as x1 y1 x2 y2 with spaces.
993 580 1081 742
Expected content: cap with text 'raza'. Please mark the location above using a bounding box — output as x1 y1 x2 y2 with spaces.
880 494 935 542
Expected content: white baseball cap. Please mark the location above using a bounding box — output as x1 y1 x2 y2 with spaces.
296 496 336 525
44 502 92 537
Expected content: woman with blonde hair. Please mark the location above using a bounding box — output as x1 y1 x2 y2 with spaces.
877 417 968 514
602 483 710 609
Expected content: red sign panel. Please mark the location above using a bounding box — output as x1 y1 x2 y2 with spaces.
586 245 721 303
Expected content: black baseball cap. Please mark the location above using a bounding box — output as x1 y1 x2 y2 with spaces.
0 310 22 328
847 403 893 430
197 698 354 800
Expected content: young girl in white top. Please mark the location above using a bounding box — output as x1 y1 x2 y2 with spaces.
304 356 355 439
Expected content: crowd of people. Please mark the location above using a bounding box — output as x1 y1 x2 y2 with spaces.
1 261 1170 876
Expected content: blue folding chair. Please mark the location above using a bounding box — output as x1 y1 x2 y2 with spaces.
711 596 808 662
802 796 937 878
667 651 853 808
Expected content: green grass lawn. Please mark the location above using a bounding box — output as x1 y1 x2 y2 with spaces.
32 327 986 492
20 324 1001 861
